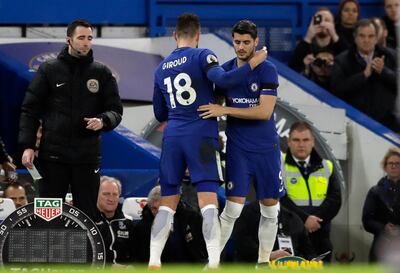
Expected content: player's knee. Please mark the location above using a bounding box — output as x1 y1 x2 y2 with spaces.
259 202 279 219
222 200 244 219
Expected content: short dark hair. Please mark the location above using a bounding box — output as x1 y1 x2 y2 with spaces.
176 13 200 38
354 18 378 37
289 121 314 138
67 19 93 37
232 20 258 39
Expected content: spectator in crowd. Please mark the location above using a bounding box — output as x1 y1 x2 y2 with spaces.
19 19 123 220
362 148 400 262
150 13 266 269
232 201 315 262
0 137 16 183
95 176 135 265
331 19 399 132
382 0 400 49
335 0 360 50
4 183 28 208
289 7 345 72
198 20 283 267
280 121 342 262
133 185 208 264
372 17 390 48
302 48 335 90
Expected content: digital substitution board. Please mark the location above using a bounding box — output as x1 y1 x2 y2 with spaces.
0 198 105 268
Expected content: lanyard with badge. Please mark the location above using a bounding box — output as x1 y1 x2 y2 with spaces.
277 222 295 256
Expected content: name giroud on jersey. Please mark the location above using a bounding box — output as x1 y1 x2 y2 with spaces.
162 56 187 70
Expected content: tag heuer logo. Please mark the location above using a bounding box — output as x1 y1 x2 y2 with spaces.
34 198 63 222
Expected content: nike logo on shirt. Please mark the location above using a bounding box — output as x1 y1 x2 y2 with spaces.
56 82 66 87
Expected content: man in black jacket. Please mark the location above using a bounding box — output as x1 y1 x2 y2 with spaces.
331 19 398 132
95 176 135 265
19 19 123 220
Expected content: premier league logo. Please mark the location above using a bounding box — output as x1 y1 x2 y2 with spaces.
34 198 63 222
290 177 297 184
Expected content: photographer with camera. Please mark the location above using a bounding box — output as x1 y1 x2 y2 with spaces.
289 7 345 73
362 148 400 262
303 49 335 90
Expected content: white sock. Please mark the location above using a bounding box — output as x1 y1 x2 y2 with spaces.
219 200 244 253
149 206 175 267
258 203 279 264
201 204 220 268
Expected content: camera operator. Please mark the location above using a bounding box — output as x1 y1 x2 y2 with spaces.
303 49 335 90
289 7 346 73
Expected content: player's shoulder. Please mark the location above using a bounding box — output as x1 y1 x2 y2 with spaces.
222 58 236 69
260 59 277 71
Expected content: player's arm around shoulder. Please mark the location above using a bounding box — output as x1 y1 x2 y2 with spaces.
198 95 276 120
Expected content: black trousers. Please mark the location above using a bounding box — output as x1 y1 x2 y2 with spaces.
37 159 100 221
309 230 333 262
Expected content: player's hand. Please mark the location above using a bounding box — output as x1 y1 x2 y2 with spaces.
321 21 339 42
21 148 35 169
249 46 267 69
371 56 385 74
305 215 323 233
198 103 226 119
84 117 103 131
304 21 320 43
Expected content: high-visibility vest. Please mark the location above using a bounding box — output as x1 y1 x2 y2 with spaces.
282 154 333 207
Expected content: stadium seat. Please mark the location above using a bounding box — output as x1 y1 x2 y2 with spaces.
0 198 16 222
122 197 147 220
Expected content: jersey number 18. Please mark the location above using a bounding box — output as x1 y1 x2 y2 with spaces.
164 73 197 108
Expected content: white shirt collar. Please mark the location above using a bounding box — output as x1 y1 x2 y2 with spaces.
292 155 310 166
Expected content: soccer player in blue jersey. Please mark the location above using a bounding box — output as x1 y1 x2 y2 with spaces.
150 14 267 269
198 20 284 267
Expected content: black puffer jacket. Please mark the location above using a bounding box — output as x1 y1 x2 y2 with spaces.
19 46 123 164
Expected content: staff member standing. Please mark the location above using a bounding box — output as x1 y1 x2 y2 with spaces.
280 121 341 262
19 19 123 220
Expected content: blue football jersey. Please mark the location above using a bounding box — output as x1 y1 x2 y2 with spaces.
153 47 220 138
218 58 280 152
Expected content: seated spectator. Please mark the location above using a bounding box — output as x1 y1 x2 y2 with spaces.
362 148 400 262
0 137 16 183
95 176 135 265
372 17 390 48
232 201 315 262
4 183 28 208
382 0 400 49
133 185 208 264
303 49 335 90
331 19 399 132
289 7 345 72
335 0 360 50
